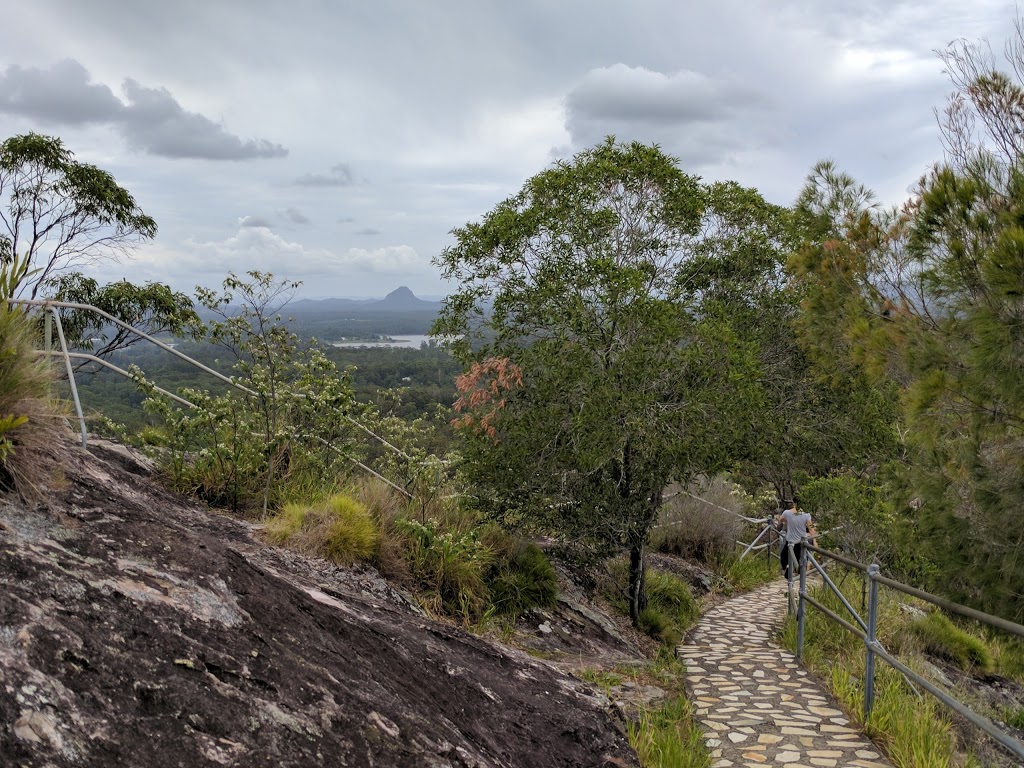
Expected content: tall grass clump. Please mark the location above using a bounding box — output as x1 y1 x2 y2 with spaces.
0 256 63 498
265 492 379 565
397 517 494 620
605 561 698 647
651 476 748 564
620 651 711 768
908 611 993 673
723 551 776 592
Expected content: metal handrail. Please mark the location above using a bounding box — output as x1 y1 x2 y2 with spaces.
10 297 422 495
796 539 1024 760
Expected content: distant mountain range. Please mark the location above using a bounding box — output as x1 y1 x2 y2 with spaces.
289 286 443 315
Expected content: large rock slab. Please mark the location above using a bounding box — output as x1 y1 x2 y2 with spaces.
0 439 636 767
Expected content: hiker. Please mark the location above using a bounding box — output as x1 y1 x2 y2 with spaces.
777 498 815 579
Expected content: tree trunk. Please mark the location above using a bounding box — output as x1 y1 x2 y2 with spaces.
628 539 647 626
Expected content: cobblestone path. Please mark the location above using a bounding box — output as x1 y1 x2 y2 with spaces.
677 578 892 767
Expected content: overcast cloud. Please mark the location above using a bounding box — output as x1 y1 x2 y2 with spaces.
0 0 1015 297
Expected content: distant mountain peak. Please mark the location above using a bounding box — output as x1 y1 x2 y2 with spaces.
385 286 417 300
375 286 436 310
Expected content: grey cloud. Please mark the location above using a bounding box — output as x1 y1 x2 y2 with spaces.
0 59 123 124
239 215 274 228
0 60 287 160
354 227 380 235
283 207 311 224
295 163 356 186
337 216 356 223
565 64 775 169
567 64 740 125
119 79 287 160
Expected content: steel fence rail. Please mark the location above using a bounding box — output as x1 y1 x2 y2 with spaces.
796 537 1024 760
10 297 424 494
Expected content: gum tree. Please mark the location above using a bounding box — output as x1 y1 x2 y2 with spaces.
434 139 762 624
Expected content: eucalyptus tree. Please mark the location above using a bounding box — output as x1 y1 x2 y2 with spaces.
0 133 156 299
434 139 765 624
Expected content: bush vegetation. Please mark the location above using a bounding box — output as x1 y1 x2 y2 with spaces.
266 493 379 566
0 256 64 498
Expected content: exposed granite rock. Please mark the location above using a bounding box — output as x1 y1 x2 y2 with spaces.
0 438 637 767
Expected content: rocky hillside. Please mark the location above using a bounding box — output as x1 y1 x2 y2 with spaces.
0 438 637 767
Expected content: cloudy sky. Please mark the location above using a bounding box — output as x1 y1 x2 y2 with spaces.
0 1 1014 298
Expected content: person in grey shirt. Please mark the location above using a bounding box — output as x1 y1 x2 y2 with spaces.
777 498 816 578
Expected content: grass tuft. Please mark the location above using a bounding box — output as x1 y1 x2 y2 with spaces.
264 492 379 566
909 611 993 673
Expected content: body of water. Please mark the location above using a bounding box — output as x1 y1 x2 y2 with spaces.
330 335 435 349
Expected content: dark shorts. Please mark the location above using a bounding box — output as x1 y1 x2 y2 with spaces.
780 541 804 576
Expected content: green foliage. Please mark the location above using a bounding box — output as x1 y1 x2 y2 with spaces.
621 653 711 768
483 536 558 619
45 273 203 362
1003 706 1024 731
143 272 360 514
396 517 494 621
0 133 156 299
908 612 993 673
321 494 379 564
434 138 769 626
605 562 697 647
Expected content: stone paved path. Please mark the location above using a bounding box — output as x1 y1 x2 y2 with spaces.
677 578 892 767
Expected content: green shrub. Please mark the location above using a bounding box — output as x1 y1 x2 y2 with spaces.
396 517 494 621
485 538 558 619
638 607 681 647
909 611 993 673
646 570 699 630
1004 706 1024 730
607 568 698 648
265 502 308 543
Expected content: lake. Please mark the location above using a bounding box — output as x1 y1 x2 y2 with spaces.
330 335 436 349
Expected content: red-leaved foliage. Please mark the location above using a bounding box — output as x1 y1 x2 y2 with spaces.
452 357 524 441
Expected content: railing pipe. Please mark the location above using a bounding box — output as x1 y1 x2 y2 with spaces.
9 298 258 397
864 563 880 722
64 353 196 409
873 574 1024 640
807 553 868 632
797 535 808 659
739 522 771 561
48 309 88 447
805 542 868 572
804 593 867 639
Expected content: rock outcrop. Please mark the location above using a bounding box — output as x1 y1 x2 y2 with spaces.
0 439 637 767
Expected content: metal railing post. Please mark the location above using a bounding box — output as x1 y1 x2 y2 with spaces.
797 535 808 659
48 308 87 448
787 540 796 615
864 562 880 722
766 523 773 568
44 311 52 356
